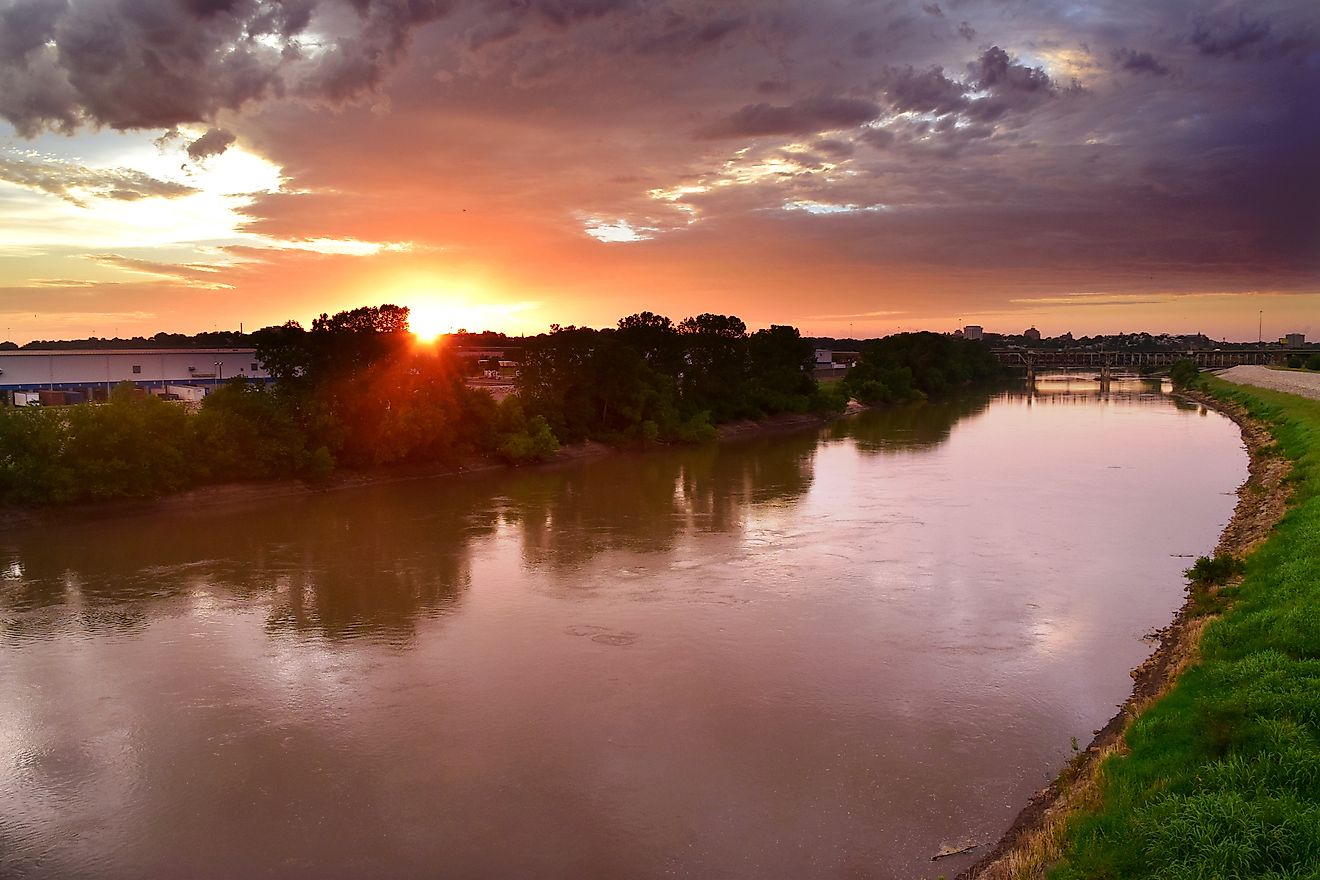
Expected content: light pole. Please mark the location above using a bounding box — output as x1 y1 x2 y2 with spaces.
214 361 223 389
1259 310 1263 345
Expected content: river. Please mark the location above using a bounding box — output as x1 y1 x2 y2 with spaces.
0 379 1246 879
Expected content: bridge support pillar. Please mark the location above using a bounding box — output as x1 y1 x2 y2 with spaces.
1100 363 1112 391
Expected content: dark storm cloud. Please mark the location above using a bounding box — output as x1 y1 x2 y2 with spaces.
185 127 239 160
878 66 969 115
0 0 453 135
968 46 1055 96
697 95 881 140
1111 48 1171 77
1189 9 1317 62
1190 13 1275 59
0 154 198 205
298 0 453 101
872 47 1060 126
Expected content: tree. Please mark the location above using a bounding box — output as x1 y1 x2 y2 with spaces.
842 332 997 403
63 383 191 498
1169 359 1200 389
192 378 307 480
747 325 817 414
677 313 751 420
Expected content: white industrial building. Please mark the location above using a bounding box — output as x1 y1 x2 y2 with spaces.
0 349 267 404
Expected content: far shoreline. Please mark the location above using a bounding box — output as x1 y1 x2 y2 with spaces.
0 404 865 535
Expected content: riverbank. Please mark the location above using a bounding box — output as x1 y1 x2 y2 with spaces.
0 406 853 534
962 377 1316 879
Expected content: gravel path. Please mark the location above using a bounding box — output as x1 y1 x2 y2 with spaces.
1216 365 1320 401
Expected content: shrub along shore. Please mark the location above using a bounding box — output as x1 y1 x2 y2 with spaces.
0 304 1000 509
964 374 1320 879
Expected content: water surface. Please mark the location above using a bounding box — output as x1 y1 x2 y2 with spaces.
0 381 1246 878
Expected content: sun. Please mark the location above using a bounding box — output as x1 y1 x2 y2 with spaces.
407 298 486 341
398 284 541 340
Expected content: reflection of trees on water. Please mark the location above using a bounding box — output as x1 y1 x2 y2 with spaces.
2 399 996 642
0 492 485 645
495 429 819 568
827 395 993 453
256 498 486 643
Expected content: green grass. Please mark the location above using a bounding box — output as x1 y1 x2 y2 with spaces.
1049 378 1320 880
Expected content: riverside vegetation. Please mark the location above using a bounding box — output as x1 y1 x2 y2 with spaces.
1041 371 1320 879
0 304 999 506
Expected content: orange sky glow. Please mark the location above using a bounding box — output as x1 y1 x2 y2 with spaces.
1 1 1315 344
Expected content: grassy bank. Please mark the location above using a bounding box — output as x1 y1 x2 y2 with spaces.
1041 377 1320 878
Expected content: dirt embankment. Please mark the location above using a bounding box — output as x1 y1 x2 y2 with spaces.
958 389 1293 880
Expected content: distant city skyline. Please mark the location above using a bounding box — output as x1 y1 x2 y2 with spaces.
1 1 1316 343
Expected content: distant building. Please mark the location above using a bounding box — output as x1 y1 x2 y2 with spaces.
1023 326 1041 341
1285 333 1306 347
832 351 861 367
0 348 266 405
963 325 984 341
812 349 857 370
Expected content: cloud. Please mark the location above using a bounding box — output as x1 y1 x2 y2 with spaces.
1191 11 1317 62
873 46 1061 127
806 309 905 320
637 15 746 54
879 66 969 116
1190 13 1274 59
968 46 1055 96
297 0 453 103
1010 294 1169 307
0 0 455 137
0 153 198 206
528 0 632 28
4 0 1319 341
86 253 233 289
697 95 880 139
186 127 238 160
1111 48 1171 77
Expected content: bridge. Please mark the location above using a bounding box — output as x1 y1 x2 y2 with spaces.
991 347 1302 382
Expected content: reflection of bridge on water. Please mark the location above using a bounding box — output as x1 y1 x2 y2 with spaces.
992 347 1300 386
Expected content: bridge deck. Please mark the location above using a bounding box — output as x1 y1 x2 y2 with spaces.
990 348 1305 369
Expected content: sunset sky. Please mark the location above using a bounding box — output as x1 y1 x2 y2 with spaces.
1 0 1316 343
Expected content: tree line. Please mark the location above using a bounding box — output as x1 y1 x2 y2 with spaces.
0 304 1001 505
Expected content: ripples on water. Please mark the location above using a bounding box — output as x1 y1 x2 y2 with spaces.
0 380 1246 879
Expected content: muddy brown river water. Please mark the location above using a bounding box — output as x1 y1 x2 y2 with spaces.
0 379 1246 879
